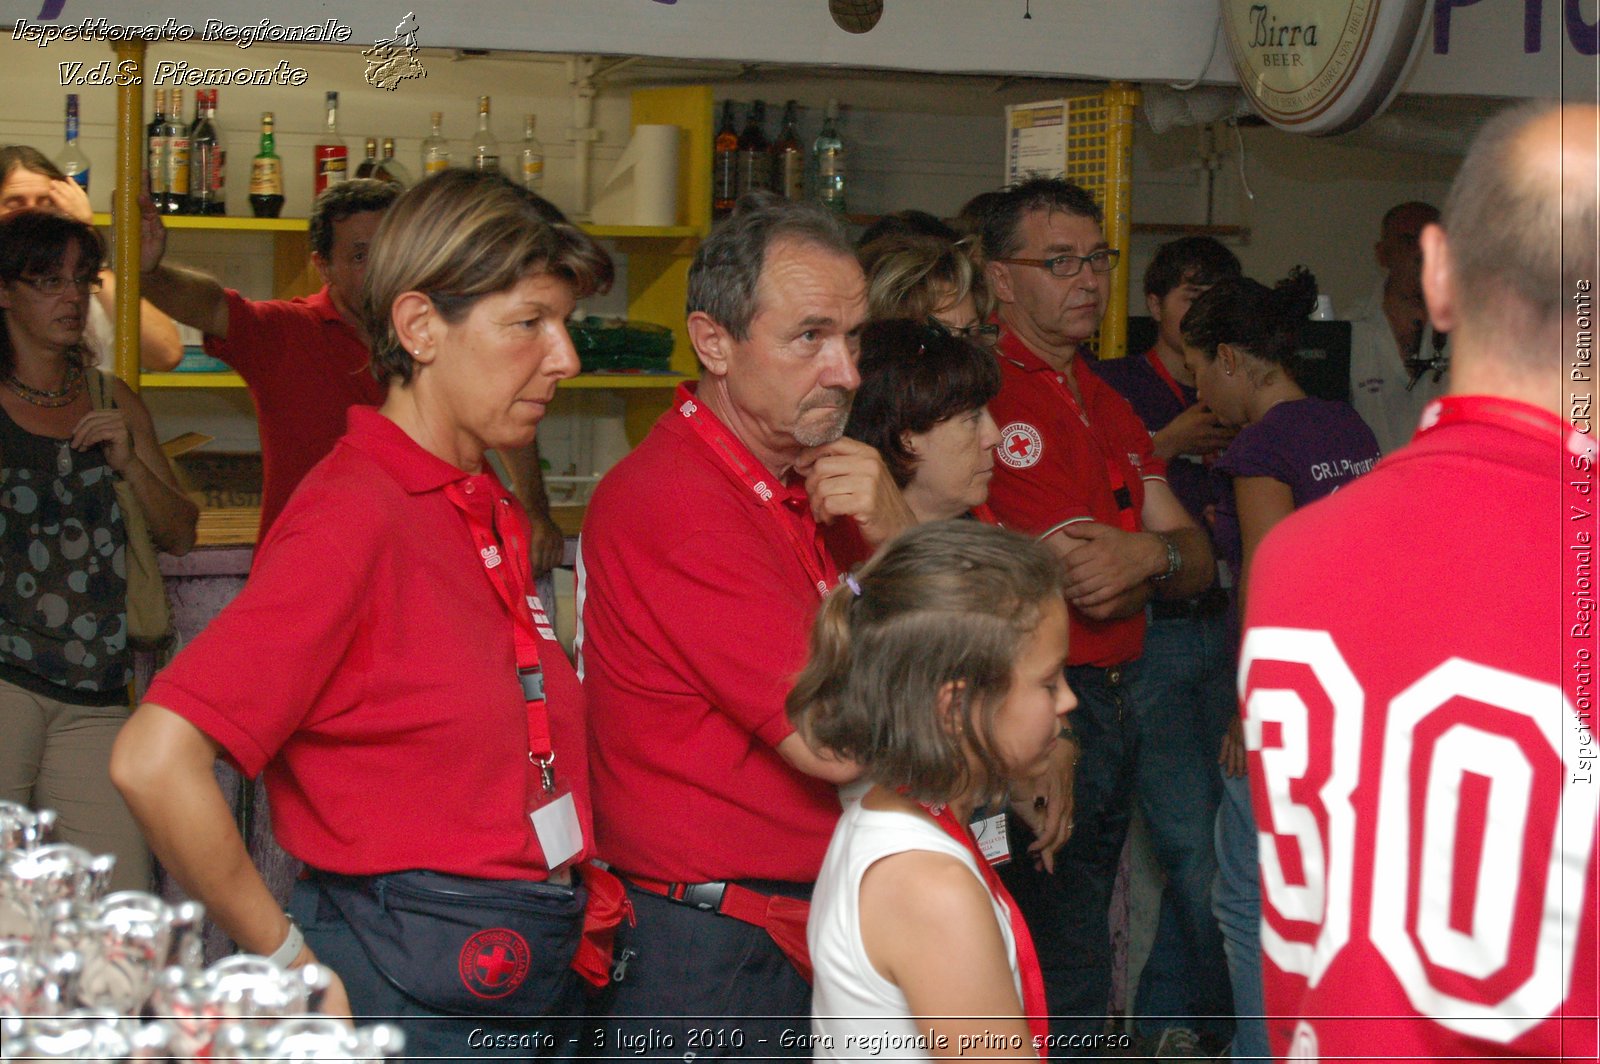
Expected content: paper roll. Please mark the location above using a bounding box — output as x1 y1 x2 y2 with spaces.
592 124 680 227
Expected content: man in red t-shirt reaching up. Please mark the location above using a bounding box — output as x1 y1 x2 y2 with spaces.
1241 100 1598 1061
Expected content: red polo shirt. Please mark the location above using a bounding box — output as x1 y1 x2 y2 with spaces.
1242 399 1596 1060
205 286 383 536
578 385 842 883
146 408 590 880
985 328 1166 668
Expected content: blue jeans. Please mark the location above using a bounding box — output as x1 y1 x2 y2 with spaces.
1130 613 1235 1044
1213 771 1269 1060
1000 661 1140 1058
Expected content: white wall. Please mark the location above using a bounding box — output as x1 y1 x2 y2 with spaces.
1 35 1472 452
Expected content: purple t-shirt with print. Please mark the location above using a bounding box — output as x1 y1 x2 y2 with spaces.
1212 397 1380 580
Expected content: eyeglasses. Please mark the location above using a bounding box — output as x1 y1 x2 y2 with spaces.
996 249 1120 279
929 319 1001 347
19 274 103 296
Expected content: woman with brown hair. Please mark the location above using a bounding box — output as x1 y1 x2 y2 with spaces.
0 210 195 892
0 146 181 371
112 171 617 1055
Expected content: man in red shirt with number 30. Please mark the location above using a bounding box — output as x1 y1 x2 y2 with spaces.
1241 101 1598 1061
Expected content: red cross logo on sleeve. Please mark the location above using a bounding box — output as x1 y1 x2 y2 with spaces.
997 422 1044 469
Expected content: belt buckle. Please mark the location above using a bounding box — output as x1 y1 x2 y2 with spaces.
678 882 726 912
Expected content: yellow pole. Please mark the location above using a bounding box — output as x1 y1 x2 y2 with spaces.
111 39 145 390
1100 81 1140 361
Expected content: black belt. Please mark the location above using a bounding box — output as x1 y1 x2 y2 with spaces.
1150 586 1230 621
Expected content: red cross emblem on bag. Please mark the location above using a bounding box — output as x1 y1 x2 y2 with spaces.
459 928 532 999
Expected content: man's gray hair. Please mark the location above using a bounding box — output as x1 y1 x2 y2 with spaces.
687 191 854 340
1445 100 1595 348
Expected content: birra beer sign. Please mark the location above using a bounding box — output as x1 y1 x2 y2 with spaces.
1221 0 1432 135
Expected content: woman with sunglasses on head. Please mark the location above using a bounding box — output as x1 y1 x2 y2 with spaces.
0 210 196 892
0 146 181 371
859 232 999 347
839 319 1002 552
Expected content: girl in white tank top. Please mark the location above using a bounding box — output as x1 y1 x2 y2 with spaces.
787 522 1079 1061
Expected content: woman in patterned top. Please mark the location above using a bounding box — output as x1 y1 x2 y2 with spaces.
0 210 196 891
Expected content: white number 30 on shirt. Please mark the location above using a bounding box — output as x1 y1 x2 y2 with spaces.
1239 628 1597 1045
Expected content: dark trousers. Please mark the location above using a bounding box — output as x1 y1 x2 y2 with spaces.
588 880 812 1061
291 879 585 1063
1000 661 1140 1059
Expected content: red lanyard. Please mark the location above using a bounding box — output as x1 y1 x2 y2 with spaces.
1032 357 1140 533
970 503 1001 526
443 475 555 788
1144 349 1190 409
674 383 839 599
923 803 1049 1055
1416 394 1596 460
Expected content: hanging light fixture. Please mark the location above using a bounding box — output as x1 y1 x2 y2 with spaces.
828 0 884 34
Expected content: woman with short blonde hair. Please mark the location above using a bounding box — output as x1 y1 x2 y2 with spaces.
114 172 619 1055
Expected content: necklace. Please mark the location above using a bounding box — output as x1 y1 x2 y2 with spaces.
4 363 84 408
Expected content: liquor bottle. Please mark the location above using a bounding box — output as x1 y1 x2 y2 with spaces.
249 112 284 219
814 99 846 214
471 96 501 174
354 137 380 179
377 138 411 186
712 100 738 219
188 90 226 215
735 100 770 199
771 100 804 201
313 91 348 196
56 94 91 192
518 115 544 191
161 88 190 215
147 89 168 207
420 111 450 176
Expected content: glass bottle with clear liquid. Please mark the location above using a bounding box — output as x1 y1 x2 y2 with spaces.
519 115 545 191
56 94 91 192
421 111 451 176
472 96 501 175
813 100 845 214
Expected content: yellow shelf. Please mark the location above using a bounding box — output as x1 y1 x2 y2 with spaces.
565 372 690 389
582 224 701 241
92 213 308 232
142 372 247 388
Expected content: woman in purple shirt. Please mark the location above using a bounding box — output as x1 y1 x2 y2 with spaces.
1179 267 1379 1062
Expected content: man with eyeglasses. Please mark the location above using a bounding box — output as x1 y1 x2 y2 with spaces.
980 178 1215 1055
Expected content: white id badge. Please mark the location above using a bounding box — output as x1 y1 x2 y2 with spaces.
972 812 1011 866
529 791 582 869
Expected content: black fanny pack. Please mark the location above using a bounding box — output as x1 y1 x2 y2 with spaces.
313 869 586 1017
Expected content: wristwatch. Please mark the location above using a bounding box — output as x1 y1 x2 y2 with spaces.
1150 533 1182 584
